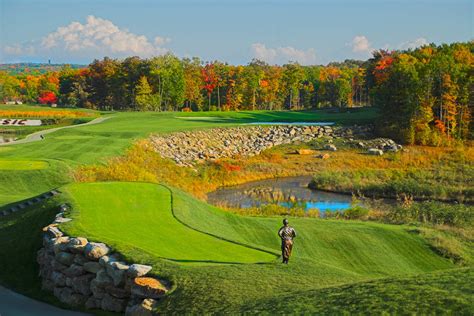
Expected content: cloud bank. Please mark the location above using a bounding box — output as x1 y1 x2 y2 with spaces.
251 43 316 65
3 16 170 62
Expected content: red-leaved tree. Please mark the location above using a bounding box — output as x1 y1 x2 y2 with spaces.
38 91 58 104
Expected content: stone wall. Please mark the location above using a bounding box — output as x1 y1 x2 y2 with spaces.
150 124 373 166
37 205 168 315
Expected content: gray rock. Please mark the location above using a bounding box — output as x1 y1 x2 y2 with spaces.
72 274 95 296
83 261 102 274
63 264 85 277
55 251 75 266
90 279 106 299
106 261 129 287
125 298 158 316
104 284 130 299
368 148 384 156
101 293 127 313
84 242 110 260
53 236 70 254
99 254 119 267
73 254 89 266
94 269 113 287
128 264 152 278
51 259 68 272
67 237 88 254
324 144 337 151
51 271 66 287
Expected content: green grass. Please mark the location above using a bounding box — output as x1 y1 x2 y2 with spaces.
61 182 277 264
0 108 377 207
54 181 457 313
0 159 48 170
1 106 472 313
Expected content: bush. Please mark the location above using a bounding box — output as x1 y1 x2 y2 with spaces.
344 205 369 220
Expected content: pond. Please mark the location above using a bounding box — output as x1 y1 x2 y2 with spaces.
208 176 356 212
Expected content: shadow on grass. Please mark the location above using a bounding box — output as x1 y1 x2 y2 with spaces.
176 107 379 126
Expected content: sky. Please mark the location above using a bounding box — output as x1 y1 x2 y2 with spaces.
0 0 472 65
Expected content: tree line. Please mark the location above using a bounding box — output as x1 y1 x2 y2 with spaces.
0 42 472 144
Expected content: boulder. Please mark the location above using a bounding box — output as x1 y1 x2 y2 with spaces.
104 284 131 299
51 259 68 272
55 251 75 266
324 144 337 151
99 254 119 267
368 148 384 156
101 293 127 313
128 264 153 278
125 298 159 316
72 274 95 296
53 237 70 254
44 225 63 239
131 277 168 299
73 254 89 266
94 269 114 287
83 261 102 274
67 237 88 254
90 279 106 299
106 261 129 286
84 242 110 260
51 271 67 287
63 264 85 277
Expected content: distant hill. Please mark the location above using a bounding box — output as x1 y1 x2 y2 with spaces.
0 63 87 75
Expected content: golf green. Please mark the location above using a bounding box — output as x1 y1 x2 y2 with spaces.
61 182 278 264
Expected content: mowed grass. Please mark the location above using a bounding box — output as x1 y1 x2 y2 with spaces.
0 159 48 170
0 108 377 207
61 182 277 264
54 181 459 313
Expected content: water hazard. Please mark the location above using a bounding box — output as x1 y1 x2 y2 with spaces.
207 176 355 212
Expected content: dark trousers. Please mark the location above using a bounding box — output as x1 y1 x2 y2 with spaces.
281 239 293 263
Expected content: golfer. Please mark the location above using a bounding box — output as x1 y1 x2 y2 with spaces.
278 218 296 264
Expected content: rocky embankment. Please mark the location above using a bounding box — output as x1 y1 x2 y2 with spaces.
37 205 169 315
150 125 373 166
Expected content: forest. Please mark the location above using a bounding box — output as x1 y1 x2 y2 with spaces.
0 42 472 144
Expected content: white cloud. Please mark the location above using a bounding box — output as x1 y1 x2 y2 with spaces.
351 35 371 53
2 16 170 61
398 37 429 50
3 44 35 56
251 43 316 65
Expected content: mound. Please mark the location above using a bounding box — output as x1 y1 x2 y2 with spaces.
61 182 278 264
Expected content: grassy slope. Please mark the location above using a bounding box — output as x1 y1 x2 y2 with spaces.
57 181 458 313
1 106 471 313
61 182 277 264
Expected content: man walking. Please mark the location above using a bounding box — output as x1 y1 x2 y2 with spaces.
278 218 296 264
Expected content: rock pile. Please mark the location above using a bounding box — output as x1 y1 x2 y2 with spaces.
150 125 372 166
38 206 169 315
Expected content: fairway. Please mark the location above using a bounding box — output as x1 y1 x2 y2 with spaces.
0 160 48 170
61 182 278 263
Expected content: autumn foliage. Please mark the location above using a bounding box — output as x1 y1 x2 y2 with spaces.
38 91 57 104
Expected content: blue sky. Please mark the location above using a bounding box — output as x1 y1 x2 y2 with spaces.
0 0 472 65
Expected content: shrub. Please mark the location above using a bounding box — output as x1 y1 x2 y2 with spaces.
344 205 369 220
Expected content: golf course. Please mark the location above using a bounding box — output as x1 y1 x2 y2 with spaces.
0 105 472 314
